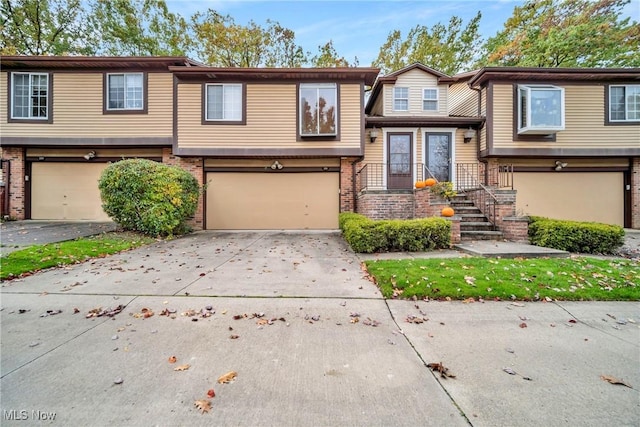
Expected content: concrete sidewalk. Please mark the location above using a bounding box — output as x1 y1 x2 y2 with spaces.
1 231 639 426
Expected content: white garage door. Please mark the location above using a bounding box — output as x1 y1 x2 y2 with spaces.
206 172 339 230
31 162 110 220
514 172 624 226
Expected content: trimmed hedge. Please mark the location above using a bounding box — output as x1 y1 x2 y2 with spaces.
528 216 625 254
99 159 200 237
339 213 451 253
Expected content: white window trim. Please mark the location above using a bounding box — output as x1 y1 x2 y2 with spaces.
393 87 409 111
299 82 338 136
517 84 565 135
205 83 243 122
106 72 144 111
10 72 49 120
609 84 640 122
422 88 439 111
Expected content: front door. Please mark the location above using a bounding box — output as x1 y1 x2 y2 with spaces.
426 133 451 182
387 133 412 189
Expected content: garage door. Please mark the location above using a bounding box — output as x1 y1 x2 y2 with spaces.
206 172 339 230
31 163 110 220
514 172 624 226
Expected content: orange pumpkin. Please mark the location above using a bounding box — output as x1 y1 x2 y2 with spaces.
415 181 426 189
424 178 437 187
441 207 455 217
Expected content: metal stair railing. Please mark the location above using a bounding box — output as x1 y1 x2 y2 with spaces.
456 164 499 228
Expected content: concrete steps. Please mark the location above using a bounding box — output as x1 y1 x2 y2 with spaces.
451 194 503 241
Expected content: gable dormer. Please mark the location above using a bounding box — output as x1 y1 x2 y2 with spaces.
366 63 454 117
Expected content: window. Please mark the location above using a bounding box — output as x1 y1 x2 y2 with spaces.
205 84 243 122
299 83 337 136
517 85 565 134
11 72 49 120
393 87 409 111
422 88 438 111
609 85 640 122
106 73 143 111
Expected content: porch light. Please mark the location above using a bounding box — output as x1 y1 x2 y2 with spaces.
83 151 96 160
270 160 284 170
555 160 568 171
369 127 379 143
463 128 475 143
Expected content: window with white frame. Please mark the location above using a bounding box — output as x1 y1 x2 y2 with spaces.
299 83 337 136
422 88 438 111
205 83 243 121
107 73 143 110
609 85 640 122
11 72 49 120
517 85 565 134
393 87 409 111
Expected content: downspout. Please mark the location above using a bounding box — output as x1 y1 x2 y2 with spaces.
468 82 488 184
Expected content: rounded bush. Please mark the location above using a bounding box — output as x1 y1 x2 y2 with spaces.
98 159 200 237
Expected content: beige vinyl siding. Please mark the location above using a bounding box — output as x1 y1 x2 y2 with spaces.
454 129 478 164
26 148 162 158
492 84 640 149
384 69 448 116
498 157 629 168
0 72 173 137
361 132 384 164
177 83 361 150
449 82 478 116
204 158 340 168
479 87 488 152
368 91 383 116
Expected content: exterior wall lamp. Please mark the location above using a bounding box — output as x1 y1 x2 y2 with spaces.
463 128 475 143
555 160 568 171
270 160 284 170
369 127 379 143
83 151 96 160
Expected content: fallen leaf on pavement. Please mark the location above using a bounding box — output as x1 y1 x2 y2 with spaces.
601 375 633 388
519 322 527 328
207 389 216 398
194 399 212 414
427 362 456 378
229 334 240 339
168 356 177 364
217 371 237 384
174 364 190 371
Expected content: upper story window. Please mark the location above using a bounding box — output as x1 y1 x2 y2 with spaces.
300 83 337 136
106 73 144 111
205 83 243 122
609 85 640 122
10 72 49 120
393 87 409 111
517 85 565 134
422 88 438 111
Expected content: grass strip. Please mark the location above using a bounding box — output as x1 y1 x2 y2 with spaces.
365 256 640 301
1 232 156 280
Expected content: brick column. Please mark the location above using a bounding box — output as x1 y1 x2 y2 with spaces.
485 158 500 187
415 187 450 218
632 157 640 229
492 189 529 241
449 217 461 245
0 147 26 220
162 148 204 230
340 157 357 213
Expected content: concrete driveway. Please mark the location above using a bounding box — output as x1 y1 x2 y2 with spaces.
1 231 639 426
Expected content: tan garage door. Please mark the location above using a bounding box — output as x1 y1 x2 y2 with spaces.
206 172 339 230
31 163 110 220
514 172 624 226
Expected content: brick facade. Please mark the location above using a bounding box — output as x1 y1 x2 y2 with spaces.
162 149 204 230
632 157 640 229
356 191 414 220
0 147 26 220
340 157 358 213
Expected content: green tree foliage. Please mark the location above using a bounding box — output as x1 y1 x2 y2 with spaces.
373 12 482 75
310 40 359 67
89 0 192 56
98 159 200 237
482 0 640 67
1 0 93 55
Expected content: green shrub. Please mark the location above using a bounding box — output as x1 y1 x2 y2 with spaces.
528 216 625 254
339 213 451 253
98 159 200 237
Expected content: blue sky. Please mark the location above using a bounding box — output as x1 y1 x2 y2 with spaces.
165 0 639 66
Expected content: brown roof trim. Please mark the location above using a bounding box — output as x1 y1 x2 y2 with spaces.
468 67 640 87
170 66 380 85
386 63 452 80
0 55 201 70
173 147 363 157
0 136 173 147
481 147 640 158
366 116 485 128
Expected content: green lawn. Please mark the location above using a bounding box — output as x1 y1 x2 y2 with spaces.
365 256 640 301
0 232 156 280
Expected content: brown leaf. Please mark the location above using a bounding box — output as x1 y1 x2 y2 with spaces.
207 389 216 398
229 334 240 339
519 322 527 328
427 362 456 378
174 364 190 371
194 399 212 414
217 371 237 384
601 375 633 388
168 356 177 364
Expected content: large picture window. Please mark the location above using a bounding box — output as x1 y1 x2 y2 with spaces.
517 85 565 134
205 83 243 122
299 83 337 136
106 73 144 111
609 85 640 122
11 72 49 120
